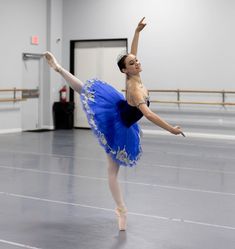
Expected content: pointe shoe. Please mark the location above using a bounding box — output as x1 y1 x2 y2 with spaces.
44 51 62 72
115 207 127 231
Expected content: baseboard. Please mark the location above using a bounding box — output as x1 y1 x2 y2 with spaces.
0 126 54 134
41 125 54 130
74 126 90 130
0 128 22 134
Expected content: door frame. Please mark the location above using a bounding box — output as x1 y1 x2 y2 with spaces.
22 53 44 131
69 38 128 102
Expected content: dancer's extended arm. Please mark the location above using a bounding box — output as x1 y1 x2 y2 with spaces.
139 103 182 135
132 92 182 135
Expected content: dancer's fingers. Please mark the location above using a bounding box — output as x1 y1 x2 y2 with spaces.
180 132 186 137
139 17 145 24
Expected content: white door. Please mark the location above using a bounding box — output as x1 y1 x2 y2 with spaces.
74 40 127 128
22 58 41 130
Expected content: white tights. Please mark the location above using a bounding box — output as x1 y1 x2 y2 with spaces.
107 155 126 209
44 51 84 94
59 68 84 94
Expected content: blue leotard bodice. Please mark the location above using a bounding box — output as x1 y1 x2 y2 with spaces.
118 98 150 127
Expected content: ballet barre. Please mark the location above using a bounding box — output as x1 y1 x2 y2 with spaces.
122 89 235 106
0 88 26 102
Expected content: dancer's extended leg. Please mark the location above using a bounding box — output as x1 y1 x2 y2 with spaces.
44 51 84 94
107 155 127 231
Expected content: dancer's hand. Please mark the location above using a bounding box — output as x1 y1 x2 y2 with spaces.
171 126 185 136
136 17 146 32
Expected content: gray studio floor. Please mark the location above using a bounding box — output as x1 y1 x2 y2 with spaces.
0 128 235 249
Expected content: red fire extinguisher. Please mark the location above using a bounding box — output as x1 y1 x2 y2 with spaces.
59 85 67 102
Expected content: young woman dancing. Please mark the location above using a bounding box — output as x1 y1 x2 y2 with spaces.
44 17 183 231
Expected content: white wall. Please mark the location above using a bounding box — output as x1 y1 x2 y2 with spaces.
0 0 47 132
0 0 63 133
0 0 235 133
62 0 235 90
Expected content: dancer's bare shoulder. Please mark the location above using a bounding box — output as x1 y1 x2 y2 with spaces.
127 87 147 107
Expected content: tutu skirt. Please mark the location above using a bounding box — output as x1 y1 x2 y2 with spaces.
80 79 142 167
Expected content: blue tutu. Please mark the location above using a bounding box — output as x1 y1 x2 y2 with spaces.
80 79 142 167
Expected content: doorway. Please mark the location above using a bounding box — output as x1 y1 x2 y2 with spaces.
71 39 127 128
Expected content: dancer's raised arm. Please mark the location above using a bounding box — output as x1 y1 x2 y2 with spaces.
130 17 146 56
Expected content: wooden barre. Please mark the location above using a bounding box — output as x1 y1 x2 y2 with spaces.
151 100 235 105
122 89 235 94
0 98 26 102
0 88 38 103
0 89 32 92
147 89 235 94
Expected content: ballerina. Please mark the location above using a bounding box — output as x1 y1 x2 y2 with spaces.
44 17 183 231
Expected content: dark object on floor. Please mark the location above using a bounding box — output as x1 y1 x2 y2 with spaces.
25 129 54 132
53 102 75 129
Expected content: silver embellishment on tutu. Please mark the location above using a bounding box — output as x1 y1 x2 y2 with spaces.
89 114 97 129
116 147 130 164
100 134 107 145
85 92 95 102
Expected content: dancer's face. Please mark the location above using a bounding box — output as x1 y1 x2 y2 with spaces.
123 54 142 75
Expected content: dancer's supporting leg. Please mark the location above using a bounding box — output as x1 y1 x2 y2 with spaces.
44 51 84 94
107 155 127 231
